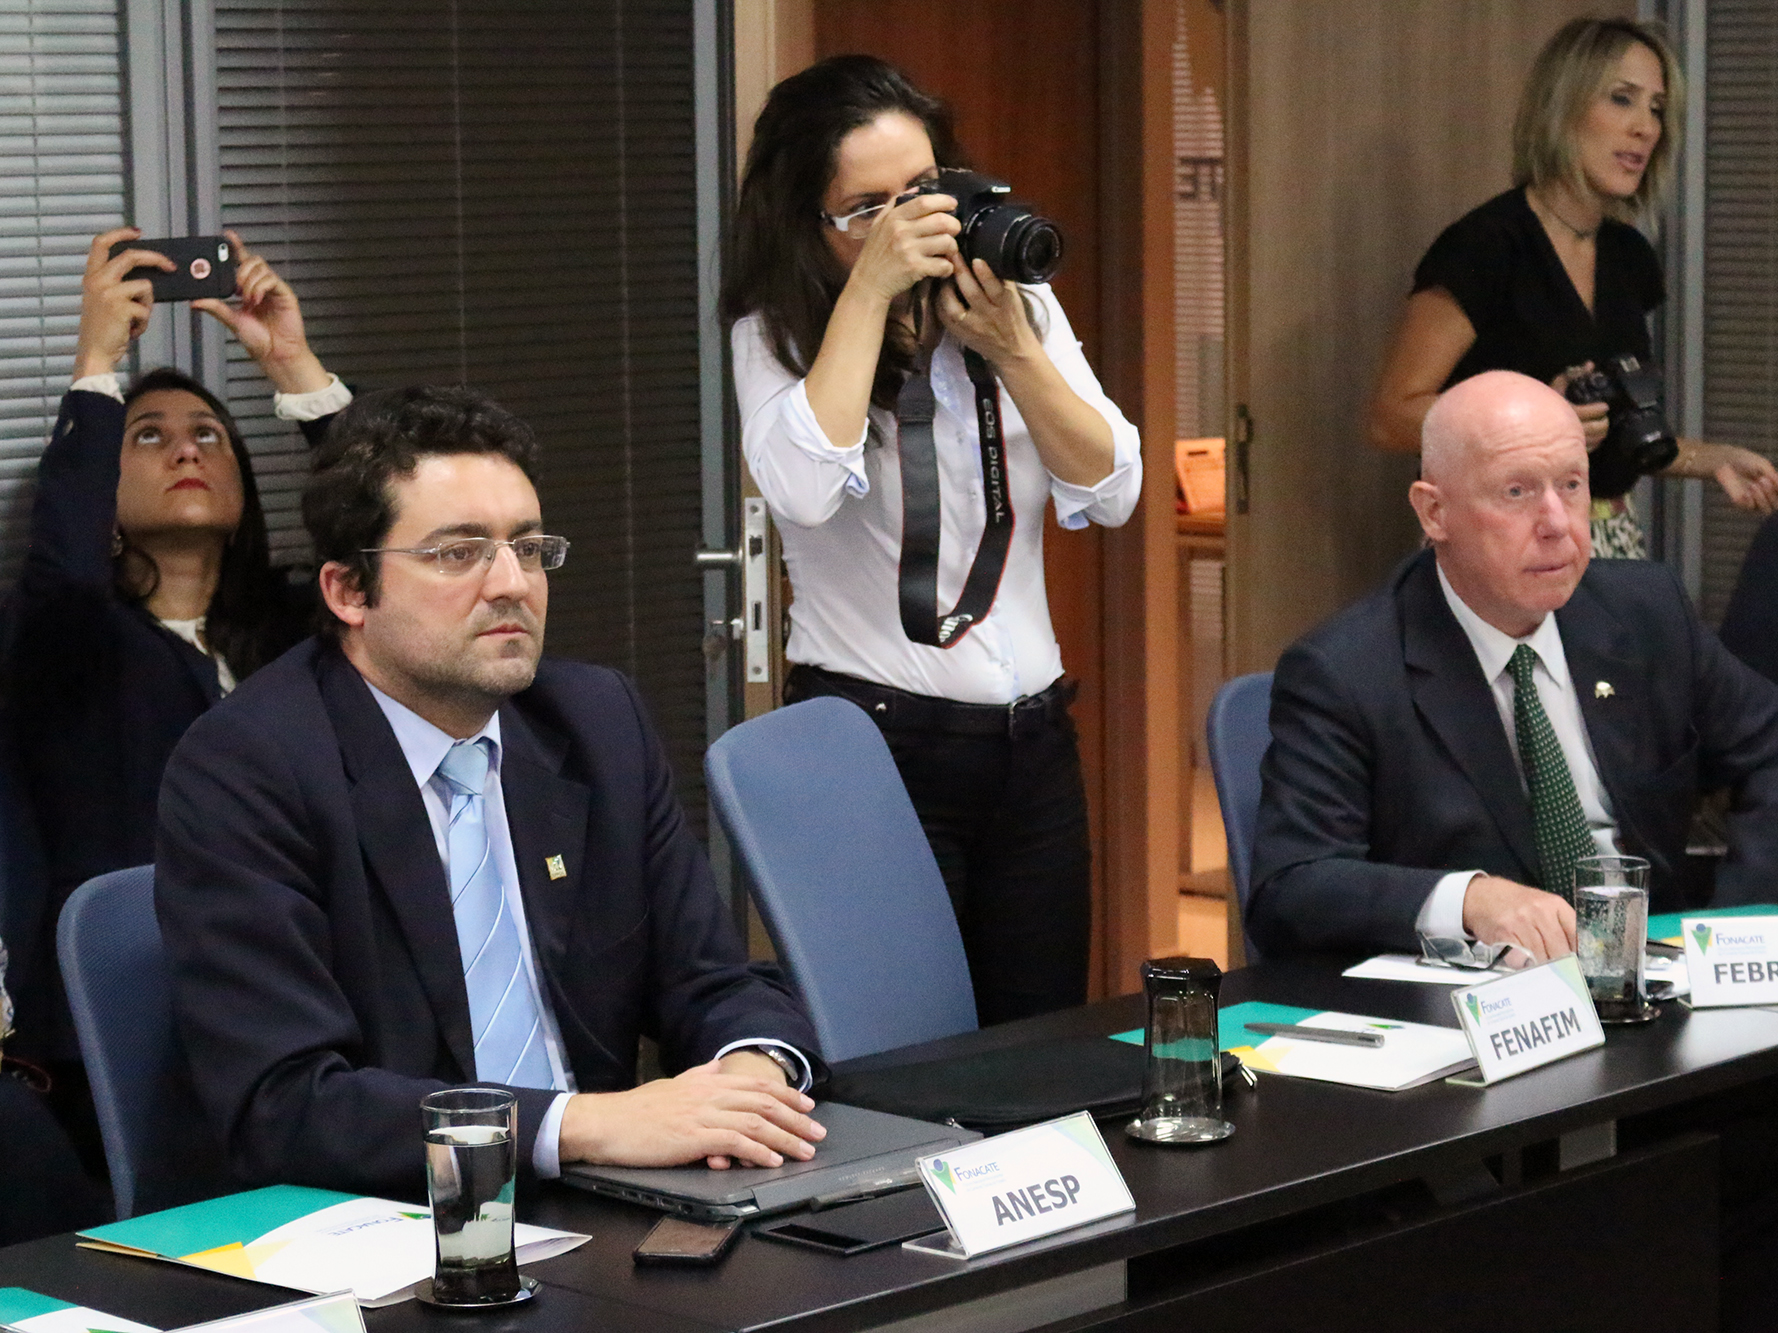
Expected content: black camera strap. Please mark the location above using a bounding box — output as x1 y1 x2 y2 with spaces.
896 347 1014 649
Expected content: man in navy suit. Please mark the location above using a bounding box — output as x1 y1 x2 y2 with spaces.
1249 370 1778 961
156 386 824 1200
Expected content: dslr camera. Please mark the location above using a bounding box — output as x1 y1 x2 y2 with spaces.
1563 353 1679 492
914 168 1063 285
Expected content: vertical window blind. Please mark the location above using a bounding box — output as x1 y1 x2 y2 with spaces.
213 0 711 821
1701 0 1778 625
0 0 125 590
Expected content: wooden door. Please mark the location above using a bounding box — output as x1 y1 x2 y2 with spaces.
812 1 1180 996
1225 0 1630 675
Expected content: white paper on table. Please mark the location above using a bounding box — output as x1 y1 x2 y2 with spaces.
1646 952 1689 998
1236 1011 1476 1090
1342 954 1508 985
243 1198 585 1308
1345 951 1690 997
176 1291 365 1333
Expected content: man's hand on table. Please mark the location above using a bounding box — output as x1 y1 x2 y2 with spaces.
557 1056 826 1172
1462 874 1577 964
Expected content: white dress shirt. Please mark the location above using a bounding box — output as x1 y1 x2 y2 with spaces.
1417 564 1622 937
732 284 1142 704
158 616 236 694
368 684 811 1179
70 369 353 420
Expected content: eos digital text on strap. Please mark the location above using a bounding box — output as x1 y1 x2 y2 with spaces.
897 346 1014 649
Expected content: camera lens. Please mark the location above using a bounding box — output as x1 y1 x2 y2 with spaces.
965 206 1065 284
1008 218 1063 284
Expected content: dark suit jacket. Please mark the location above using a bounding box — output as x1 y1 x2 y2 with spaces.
1720 511 1778 687
1249 550 1778 957
156 640 819 1200
1 391 324 1061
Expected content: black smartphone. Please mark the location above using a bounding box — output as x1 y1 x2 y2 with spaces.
632 1216 742 1267
109 235 237 303
755 1189 945 1257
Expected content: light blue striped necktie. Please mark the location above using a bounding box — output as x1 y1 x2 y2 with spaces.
435 738 554 1089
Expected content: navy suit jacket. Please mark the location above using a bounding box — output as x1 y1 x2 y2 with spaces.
156 639 819 1200
1249 550 1778 957
1720 511 1778 687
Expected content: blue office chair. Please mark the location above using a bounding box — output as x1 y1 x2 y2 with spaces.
1206 671 1274 962
57 865 238 1218
705 697 978 1063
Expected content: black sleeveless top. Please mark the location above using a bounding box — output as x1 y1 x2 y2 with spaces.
1413 188 1666 498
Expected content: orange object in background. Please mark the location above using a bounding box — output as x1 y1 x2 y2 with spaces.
1176 437 1226 515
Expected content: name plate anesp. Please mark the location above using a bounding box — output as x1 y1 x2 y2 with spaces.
914 1111 1134 1259
1451 954 1604 1084
1683 917 1778 1007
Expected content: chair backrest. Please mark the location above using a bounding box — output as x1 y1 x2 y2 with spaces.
705 697 978 1063
1206 671 1274 962
57 865 237 1218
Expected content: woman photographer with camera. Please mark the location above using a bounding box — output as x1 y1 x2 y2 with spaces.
721 56 1141 1025
1368 17 1777 558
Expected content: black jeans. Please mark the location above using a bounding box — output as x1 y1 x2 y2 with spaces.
0 1070 111 1241
785 669 1092 1026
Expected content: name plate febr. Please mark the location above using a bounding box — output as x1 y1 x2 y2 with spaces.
1451 954 1604 1083
914 1111 1134 1259
1683 917 1778 1007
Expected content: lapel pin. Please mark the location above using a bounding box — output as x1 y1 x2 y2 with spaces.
1594 681 1614 699
545 854 567 881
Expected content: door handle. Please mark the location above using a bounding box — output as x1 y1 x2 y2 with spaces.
1233 404 1253 515
694 500 772 684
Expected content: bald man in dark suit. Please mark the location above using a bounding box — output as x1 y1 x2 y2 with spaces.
1250 371 1778 962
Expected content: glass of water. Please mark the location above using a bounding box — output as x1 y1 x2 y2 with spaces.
422 1088 520 1303
1127 956 1234 1145
1574 854 1655 1025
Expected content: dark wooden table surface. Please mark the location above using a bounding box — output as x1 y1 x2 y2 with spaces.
7 958 1778 1332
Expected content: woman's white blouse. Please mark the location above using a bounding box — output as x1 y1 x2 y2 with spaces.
732 284 1142 705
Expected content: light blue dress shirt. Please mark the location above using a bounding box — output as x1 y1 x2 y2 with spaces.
366 683 810 1178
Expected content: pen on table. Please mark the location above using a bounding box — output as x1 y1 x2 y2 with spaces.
809 1168 918 1211
1244 1022 1384 1049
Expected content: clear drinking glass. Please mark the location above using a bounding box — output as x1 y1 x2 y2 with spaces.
1127 956 1235 1144
422 1088 520 1303
1574 853 1655 1025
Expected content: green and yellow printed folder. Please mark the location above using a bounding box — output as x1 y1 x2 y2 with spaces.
0 1287 158 1333
78 1185 586 1309
1113 1000 1476 1091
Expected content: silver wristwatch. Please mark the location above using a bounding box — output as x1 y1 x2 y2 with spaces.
746 1044 802 1086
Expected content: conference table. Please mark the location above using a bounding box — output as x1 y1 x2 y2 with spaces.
5 956 1774 1333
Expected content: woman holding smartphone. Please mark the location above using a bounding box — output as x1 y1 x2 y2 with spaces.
3 229 349 1105
1369 17 1778 557
721 56 1141 1025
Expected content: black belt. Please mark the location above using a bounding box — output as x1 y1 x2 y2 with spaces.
786 665 1076 739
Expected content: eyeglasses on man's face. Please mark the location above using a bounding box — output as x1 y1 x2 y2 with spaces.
363 534 570 576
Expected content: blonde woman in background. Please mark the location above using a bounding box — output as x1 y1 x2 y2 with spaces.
1369 16 1777 557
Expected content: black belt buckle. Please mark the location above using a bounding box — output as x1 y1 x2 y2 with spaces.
1006 692 1049 740
1006 679 1076 739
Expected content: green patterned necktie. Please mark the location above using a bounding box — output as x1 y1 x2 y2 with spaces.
1507 644 1594 904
